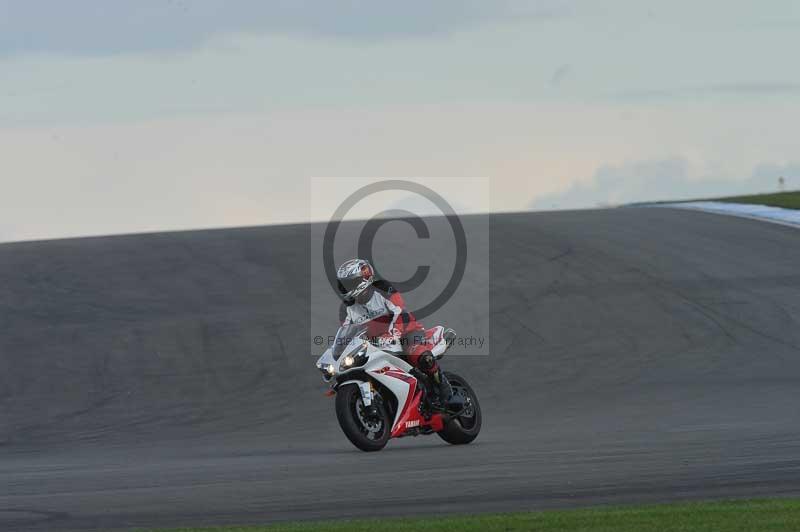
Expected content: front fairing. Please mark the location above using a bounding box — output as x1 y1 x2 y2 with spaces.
315 334 369 382
316 336 417 433
315 347 335 379
315 331 409 383
315 323 372 381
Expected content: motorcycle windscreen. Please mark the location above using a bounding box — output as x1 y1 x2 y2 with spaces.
331 324 368 360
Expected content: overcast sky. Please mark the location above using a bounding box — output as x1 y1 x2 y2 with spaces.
1 0 799 242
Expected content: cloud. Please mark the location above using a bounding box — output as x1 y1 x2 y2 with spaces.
0 0 558 56
530 158 800 210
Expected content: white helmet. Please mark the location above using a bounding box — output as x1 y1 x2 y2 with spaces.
336 258 375 302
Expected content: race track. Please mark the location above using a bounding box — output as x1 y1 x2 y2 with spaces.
2 208 800 531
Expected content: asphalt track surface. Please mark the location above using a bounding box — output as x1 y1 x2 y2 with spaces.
2 208 800 531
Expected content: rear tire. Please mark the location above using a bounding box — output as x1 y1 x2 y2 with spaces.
437 372 482 445
335 384 391 452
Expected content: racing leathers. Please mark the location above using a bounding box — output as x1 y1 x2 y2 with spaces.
340 280 451 404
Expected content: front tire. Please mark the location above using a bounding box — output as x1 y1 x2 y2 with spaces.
437 372 482 445
335 384 391 452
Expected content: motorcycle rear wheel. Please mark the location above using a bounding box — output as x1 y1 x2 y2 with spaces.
437 372 482 445
335 384 391 452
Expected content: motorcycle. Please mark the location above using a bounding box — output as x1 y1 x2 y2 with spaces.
316 323 481 451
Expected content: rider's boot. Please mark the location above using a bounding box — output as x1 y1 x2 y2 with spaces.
429 367 453 408
415 350 452 408
434 368 452 400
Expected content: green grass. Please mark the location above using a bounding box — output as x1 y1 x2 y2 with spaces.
715 190 800 210
149 499 800 532
632 189 800 209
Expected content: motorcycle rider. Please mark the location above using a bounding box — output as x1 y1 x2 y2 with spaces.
336 258 452 406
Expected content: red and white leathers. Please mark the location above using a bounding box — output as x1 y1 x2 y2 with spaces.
341 280 438 376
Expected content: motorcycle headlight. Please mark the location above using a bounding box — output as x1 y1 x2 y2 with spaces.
339 348 368 370
318 363 336 378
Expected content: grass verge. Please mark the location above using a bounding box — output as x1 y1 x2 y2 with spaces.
632 190 800 209
715 190 800 210
150 498 800 532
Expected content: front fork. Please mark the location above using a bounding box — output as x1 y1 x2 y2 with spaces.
336 380 376 409
357 381 373 407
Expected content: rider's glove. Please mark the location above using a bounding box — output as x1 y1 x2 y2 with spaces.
377 332 400 349
376 335 393 347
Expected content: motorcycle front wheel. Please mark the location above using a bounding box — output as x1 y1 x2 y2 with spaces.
335 384 391 452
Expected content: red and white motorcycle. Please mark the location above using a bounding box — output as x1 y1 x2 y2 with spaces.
316 324 481 451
